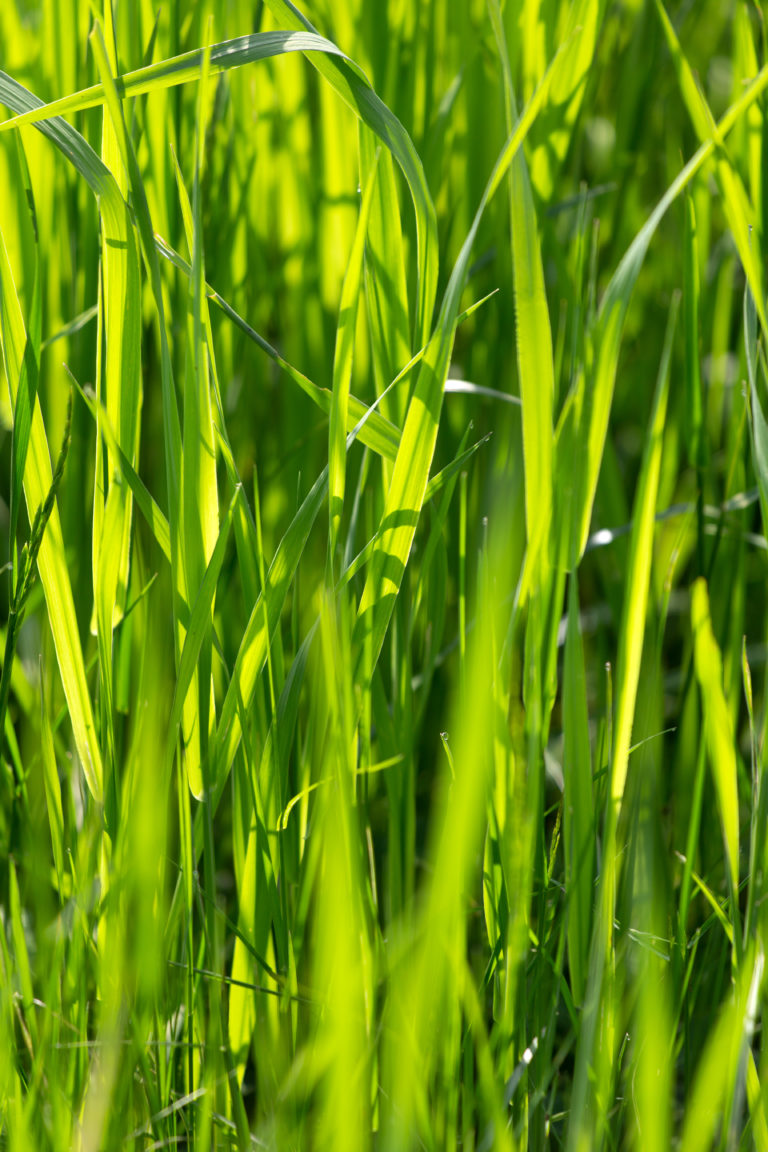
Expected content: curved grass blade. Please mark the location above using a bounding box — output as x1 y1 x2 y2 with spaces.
654 0 766 335
260 0 437 347
0 22 438 349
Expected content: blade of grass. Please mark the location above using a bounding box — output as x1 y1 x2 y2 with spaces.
562 572 594 1008
654 0 766 336
488 0 554 587
329 148 380 563
690 577 741 955
0 223 102 803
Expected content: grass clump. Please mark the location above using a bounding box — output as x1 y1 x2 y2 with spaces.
1 1 768 1148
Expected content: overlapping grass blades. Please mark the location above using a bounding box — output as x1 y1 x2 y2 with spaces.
354 42 565 675
3 2 768 1148
488 0 554 591
556 50 768 564
0 127 102 800
0 23 438 351
568 293 678 1147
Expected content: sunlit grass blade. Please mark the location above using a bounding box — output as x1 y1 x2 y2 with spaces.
608 294 677 824
0 222 102 803
329 148 379 562
163 489 238 804
360 124 412 426
312 592 372 1151
679 945 763 1152
527 0 606 200
654 0 766 335
7 135 40 568
690 577 741 942
683 190 704 470
488 0 554 591
170 85 221 797
91 15 141 637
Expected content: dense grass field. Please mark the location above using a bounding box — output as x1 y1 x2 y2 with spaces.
2 0 768 1147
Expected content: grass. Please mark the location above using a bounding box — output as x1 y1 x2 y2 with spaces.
1 0 768 1148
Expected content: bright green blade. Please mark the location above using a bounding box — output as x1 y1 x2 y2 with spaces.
171 86 220 798
488 0 554 588
329 148 379 560
690 578 741 918
654 0 766 335
0 225 102 803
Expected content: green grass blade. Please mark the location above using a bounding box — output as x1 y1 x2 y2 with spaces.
360 126 412 425
39 661 65 900
744 268 768 535
609 294 677 821
171 95 221 797
0 224 102 803
563 573 594 1007
654 0 766 335
329 148 379 561
7 135 40 565
527 0 607 200
163 490 238 791
690 577 741 926
488 0 554 586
